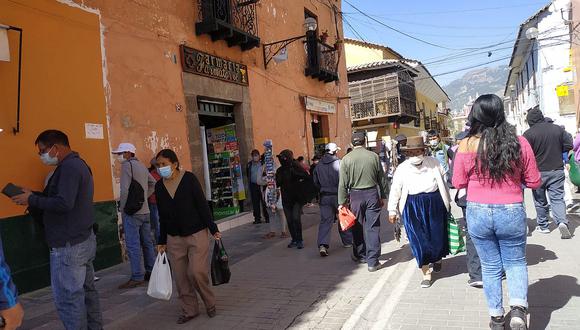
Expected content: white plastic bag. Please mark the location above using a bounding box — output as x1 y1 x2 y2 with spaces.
147 252 172 300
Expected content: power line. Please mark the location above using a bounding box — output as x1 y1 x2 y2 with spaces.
342 2 548 17
344 0 462 50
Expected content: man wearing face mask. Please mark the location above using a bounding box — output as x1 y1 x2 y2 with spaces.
10 130 102 330
111 143 157 289
427 130 451 182
246 149 269 224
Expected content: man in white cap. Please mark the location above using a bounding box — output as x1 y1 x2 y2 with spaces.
111 143 157 289
313 143 353 257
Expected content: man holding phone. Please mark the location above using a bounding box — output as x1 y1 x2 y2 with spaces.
10 130 102 330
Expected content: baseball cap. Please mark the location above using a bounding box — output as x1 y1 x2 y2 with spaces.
352 132 366 144
325 142 341 153
112 143 136 154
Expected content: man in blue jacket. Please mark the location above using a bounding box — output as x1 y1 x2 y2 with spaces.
313 143 353 257
0 236 23 330
11 130 102 329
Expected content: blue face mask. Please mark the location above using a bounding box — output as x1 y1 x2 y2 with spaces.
40 146 59 166
158 165 173 179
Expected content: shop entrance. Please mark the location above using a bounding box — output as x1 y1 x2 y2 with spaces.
311 114 329 157
198 100 246 220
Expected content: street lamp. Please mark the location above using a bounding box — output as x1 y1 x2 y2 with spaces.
525 27 539 40
263 17 318 68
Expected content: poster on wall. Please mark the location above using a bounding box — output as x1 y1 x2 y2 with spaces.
206 124 245 220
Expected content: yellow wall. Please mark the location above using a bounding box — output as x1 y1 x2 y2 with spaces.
0 0 113 218
345 42 401 67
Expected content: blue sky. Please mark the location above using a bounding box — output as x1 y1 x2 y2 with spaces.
341 0 549 85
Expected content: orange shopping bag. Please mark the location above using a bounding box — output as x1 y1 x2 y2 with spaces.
338 207 356 231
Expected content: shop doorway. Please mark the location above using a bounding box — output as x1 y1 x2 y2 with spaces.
311 114 329 157
198 100 246 220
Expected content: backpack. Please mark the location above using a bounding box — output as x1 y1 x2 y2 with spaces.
124 161 145 215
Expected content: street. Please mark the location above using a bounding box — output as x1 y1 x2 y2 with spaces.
19 190 580 330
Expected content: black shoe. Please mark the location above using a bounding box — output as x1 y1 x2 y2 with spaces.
368 263 381 272
509 306 527 330
468 279 483 288
287 241 297 248
351 253 366 264
490 316 505 330
253 220 262 224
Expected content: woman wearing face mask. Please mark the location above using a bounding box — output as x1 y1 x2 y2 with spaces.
387 136 451 288
154 149 221 324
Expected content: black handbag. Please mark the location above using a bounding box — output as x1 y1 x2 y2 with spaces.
124 161 145 215
211 240 231 286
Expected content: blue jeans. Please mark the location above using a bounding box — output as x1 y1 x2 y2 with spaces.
123 213 156 280
467 202 528 317
532 169 568 228
149 204 160 244
50 233 102 330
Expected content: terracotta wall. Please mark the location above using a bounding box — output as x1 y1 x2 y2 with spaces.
72 0 350 180
0 0 113 218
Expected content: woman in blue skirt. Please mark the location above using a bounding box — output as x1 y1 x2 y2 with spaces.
388 136 451 288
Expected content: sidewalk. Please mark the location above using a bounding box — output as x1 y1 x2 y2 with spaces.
19 192 580 329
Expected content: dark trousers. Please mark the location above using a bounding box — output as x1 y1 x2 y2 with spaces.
249 182 269 222
318 194 353 248
532 169 568 228
350 189 382 267
283 202 303 243
462 207 482 281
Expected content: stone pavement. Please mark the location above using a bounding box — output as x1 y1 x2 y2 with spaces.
19 191 580 330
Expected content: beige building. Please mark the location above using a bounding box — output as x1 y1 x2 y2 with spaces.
344 39 450 144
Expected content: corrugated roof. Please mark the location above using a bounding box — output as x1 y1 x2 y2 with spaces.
347 59 451 103
344 38 406 59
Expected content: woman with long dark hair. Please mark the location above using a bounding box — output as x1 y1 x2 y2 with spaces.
154 149 221 324
452 94 541 330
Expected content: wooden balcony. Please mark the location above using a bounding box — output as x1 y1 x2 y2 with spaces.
196 0 260 51
304 32 339 83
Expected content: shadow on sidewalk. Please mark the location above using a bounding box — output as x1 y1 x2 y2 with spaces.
528 275 580 330
526 244 557 266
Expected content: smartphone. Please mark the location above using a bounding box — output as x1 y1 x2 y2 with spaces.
1 183 24 198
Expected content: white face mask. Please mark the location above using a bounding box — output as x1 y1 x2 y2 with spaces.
117 154 125 162
408 155 424 165
429 140 439 147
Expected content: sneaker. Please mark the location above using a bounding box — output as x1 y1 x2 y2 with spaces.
490 316 505 330
118 279 146 289
509 306 527 330
420 279 432 288
319 246 329 257
536 226 550 234
468 279 483 288
343 244 353 248
559 223 572 239
287 241 297 248
296 241 304 249
252 220 262 225
351 253 366 264
368 263 381 272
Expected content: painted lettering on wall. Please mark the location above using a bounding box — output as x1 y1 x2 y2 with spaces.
180 45 248 86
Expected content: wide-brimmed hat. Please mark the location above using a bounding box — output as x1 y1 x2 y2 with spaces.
400 136 426 150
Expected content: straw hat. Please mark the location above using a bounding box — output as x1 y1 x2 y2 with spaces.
400 136 426 150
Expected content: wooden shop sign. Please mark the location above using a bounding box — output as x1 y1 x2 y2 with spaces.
180 45 248 86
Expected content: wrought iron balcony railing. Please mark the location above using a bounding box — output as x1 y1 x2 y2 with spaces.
196 0 260 51
304 32 339 83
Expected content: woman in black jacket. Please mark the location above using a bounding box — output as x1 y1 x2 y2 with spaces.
155 149 221 324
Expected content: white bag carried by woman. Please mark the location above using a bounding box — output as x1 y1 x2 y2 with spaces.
147 252 173 300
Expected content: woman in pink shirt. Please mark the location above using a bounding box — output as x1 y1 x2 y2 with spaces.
452 95 541 330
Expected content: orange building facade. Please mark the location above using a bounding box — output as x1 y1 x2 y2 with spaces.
0 0 350 291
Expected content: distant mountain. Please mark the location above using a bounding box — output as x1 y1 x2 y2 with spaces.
444 65 509 114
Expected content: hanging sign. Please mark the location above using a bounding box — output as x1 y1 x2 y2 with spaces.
305 96 336 114
180 45 248 86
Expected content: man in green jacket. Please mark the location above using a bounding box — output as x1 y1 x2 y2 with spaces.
339 132 389 272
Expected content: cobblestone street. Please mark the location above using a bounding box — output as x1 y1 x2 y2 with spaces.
18 191 580 330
